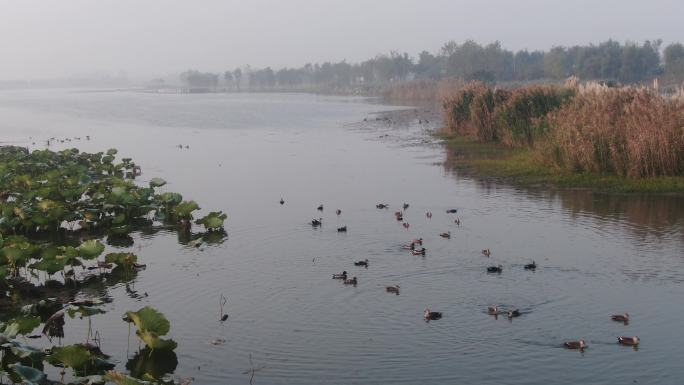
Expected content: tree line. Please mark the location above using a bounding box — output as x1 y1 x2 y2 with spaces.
178 40 684 90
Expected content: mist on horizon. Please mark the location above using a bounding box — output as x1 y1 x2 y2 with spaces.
0 0 682 82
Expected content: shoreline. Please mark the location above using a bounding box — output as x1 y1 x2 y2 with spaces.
435 130 684 195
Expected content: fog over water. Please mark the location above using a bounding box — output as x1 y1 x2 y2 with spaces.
0 0 682 80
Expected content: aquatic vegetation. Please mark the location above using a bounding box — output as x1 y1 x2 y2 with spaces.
0 146 227 383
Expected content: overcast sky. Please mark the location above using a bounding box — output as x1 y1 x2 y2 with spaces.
0 0 681 80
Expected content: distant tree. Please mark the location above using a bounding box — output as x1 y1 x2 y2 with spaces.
664 43 684 81
233 68 242 90
223 71 233 88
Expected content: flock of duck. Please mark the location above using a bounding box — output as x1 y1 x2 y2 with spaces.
285 198 640 351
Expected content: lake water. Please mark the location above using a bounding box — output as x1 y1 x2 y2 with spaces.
1 89 683 385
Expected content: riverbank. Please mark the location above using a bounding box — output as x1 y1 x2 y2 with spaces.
438 131 684 194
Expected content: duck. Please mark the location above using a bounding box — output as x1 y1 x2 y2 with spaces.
487 265 503 273
564 340 587 350
482 249 491 257
343 276 358 285
618 336 639 346
507 309 521 319
611 313 629 322
396 214 403 221
446 209 458 214
354 259 369 267
426 211 432 218
488 306 499 315
412 248 426 256
311 218 322 227
440 231 451 239
337 226 347 232
424 308 442 320
279 198 284 205
412 238 423 245
403 222 410 229
403 203 409 210
376 203 389 209
317 204 323 211
454 218 461 226
336 209 341 215
332 271 348 279
386 285 400 294
524 261 537 270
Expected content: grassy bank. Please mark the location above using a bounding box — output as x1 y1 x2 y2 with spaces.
439 132 684 193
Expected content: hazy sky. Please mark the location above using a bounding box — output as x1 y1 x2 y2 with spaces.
0 0 681 80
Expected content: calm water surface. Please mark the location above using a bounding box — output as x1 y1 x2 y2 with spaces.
1 89 683 385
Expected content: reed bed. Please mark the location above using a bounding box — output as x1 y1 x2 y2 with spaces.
442 81 684 178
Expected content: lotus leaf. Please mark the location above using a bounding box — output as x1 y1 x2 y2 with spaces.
105 371 152 385
137 330 177 351
124 307 170 336
46 345 92 370
149 178 167 188
195 211 227 230
174 201 200 219
0 316 41 337
67 306 106 318
104 252 138 268
159 192 182 206
78 240 105 260
30 258 68 275
12 364 46 384
3 340 45 361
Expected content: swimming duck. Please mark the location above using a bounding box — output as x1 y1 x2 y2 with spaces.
376 203 389 209
317 204 323 211
343 276 358 285
424 308 442 320
524 261 537 270
412 248 426 256
440 232 451 239
386 285 400 294
403 203 409 210
454 218 461 226
507 309 521 319
332 271 348 279
311 218 322 227
564 340 587 350
482 249 491 257
337 226 347 232
611 313 629 322
403 222 410 229
426 212 432 218
487 265 503 273
618 336 639 346
354 259 369 267
446 209 458 214
488 306 499 315
412 238 423 245
279 198 284 205
336 209 341 215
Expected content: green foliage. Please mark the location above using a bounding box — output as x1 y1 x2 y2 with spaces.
124 307 176 352
195 211 227 230
12 364 46 384
105 252 138 269
78 240 106 260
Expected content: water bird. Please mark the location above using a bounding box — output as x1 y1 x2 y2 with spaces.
440 231 451 239
337 226 347 232
332 271 348 279
280 198 284 205
395 212 403 221
482 249 491 257
411 248 426 256
454 218 461 226
424 308 442 320
487 265 503 273
354 259 369 267
317 204 323 211
611 313 630 323
220 314 229 322
426 211 432 218
412 238 423 245
403 203 409 210
343 276 358 285
386 285 400 294
446 209 458 214
403 222 410 229
336 209 341 215
311 218 322 227
618 336 640 346
564 340 587 350
376 203 389 209
524 261 537 270
488 306 499 315
507 309 521 319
